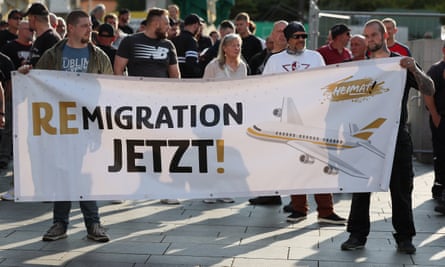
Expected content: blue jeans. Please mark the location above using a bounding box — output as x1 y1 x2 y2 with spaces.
53 201 100 228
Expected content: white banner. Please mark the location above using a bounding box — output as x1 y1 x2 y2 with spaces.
13 57 406 201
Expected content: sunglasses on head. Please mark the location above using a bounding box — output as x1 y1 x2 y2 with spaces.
290 33 308 39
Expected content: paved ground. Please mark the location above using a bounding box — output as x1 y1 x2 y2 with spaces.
0 159 444 266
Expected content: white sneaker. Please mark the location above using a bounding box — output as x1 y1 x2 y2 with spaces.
160 199 180 205
203 198 217 204
1 187 14 201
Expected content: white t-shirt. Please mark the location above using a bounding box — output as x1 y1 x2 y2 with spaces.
262 49 325 75
203 58 247 79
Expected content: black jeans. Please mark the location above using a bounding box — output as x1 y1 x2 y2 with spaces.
346 129 415 240
430 116 445 190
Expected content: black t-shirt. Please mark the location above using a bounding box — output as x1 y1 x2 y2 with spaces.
172 30 203 78
1 40 32 69
0 30 18 50
241 34 263 65
29 29 61 66
97 44 116 70
427 60 445 114
117 32 177 77
119 24 134 35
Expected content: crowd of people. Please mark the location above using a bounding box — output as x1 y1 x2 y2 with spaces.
0 2 443 255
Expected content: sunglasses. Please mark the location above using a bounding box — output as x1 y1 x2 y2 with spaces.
290 33 308 39
11 16 22 20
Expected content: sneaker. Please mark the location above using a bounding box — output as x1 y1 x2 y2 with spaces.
286 211 307 222
110 200 124 204
248 196 282 205
283 201 295 213
318 213 347 225
1 187 14 201
203 198 235 204
219 198 235 203
203 198 217 204
160 199 180 205
432 183 443 200
341 236 366 250
87 223 110 242
42 222 67 241
396 239 416 254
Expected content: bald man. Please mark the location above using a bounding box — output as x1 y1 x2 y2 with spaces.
350 34 367 61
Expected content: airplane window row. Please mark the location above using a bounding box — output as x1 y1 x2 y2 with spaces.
275 131 344 144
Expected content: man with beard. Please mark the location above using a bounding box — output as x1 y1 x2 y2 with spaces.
172 13 204 78
341 19 437 255
114 7 179 78
19 10 113 242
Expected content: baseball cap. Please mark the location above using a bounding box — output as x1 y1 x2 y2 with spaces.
97 23 115 37
7 9 22 20
23 3 49 17
184 13 204 26
330 23 351 39
283 21 306 40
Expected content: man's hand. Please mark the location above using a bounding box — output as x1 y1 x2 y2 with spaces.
17 64 32 74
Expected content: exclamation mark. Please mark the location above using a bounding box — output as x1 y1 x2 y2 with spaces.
216 139 224 174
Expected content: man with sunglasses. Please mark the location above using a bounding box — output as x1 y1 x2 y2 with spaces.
317 23 352 65
0 9 22 49
262 21 347 225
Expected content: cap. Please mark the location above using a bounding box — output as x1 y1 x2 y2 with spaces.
184 13 204 26
7 9 22 20
283 21 306 40
169 17 178 27
97 23 115 37
23 3 49 17
330 23 351 39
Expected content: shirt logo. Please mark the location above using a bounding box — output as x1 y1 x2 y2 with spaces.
134 44 169 60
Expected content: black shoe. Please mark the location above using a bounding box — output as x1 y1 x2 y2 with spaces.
434 204 445 214
396 239 416 254
318 212 347 225
341 236 366 251
283 201 294 213
432 183 443 200
248 196 282 205
286 211 307 222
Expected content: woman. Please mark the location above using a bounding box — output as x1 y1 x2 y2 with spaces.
202 34 246 204
203 33 247 79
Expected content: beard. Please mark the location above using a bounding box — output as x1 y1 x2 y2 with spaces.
155 27 167 39
368 41 383 52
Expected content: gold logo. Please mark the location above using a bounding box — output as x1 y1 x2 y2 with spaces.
321 76 388 103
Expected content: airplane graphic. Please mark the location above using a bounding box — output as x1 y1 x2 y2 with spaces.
246 98 386 179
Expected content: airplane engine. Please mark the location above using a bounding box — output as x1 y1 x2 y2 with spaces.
299 154 315 164
323 165 339 175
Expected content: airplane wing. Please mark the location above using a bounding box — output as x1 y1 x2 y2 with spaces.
357 141 385 159
287 141 369 179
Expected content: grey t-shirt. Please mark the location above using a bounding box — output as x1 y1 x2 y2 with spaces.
117 32 177 78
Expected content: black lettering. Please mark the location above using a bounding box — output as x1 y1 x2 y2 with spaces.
155 106 174 128
82 106 104 129
168 140 192 173
105 106 113 129
115 106 133 129
190 105 197 127
172 105 188 128
146 140 167 172
200 104 220 127
127 139 145 172
191 139 213 173
108 139 122 172
136 106 153 129
224 102 243 125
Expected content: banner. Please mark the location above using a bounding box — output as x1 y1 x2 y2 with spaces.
13 57 406 201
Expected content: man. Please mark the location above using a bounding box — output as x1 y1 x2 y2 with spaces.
350 34 367 61
103 13 126 49
234 12 263 70
249 20 288 75
341 19 436 254
114 7 179 78
167 4 184 30
56 17 66 38
317 23 352 64
167 17 180 40
200 19 235 68
90 4 105 31
1 20 33 69
118 8 134 35
18 10 113 242
427 42 445 209
382 18 411 57
262 22 346 225
95 23 116 70
172 13 203 78
23 2 61 66
0 9 22 49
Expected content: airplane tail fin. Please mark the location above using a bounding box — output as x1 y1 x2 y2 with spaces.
351 118 386 140
277 97 303 124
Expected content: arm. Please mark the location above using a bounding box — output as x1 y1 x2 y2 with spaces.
401 57 435 96
168 64 181 79
424 94 441 127
114 55 128 75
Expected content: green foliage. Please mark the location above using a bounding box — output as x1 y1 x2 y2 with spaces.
116 0 145 11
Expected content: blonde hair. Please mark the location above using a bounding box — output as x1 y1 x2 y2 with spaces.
216 33 242 69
